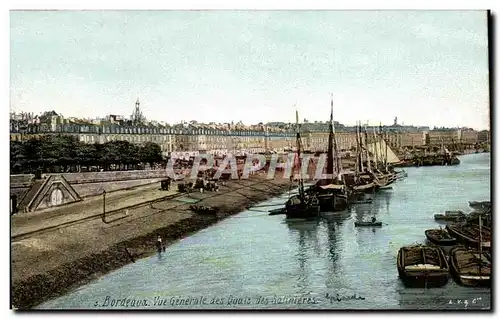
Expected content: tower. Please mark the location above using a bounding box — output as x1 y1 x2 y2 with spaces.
131 98 146 125
394 116 398 126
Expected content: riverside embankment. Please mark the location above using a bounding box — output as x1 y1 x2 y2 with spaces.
11 173 292 309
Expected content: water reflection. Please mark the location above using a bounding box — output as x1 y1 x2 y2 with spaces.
284 219 319 293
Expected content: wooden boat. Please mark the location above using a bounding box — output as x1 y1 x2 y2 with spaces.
446 223 491 250
425 228 457 245
397 245 449 288
268 207 286 216
468 201 491 210
308 184 349 212
354 221 382 227
449 246 491 287
374 174 396 189
352 181 377 193
285 194 320 219
434 210 466 221
307 99 350 213
284 110 321 220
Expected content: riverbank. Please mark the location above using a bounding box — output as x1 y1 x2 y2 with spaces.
11 173 292 309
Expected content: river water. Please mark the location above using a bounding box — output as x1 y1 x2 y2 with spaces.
39 153 491 310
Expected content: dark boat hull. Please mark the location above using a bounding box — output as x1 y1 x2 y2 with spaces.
268 208 286 216
285 204 320 219
425 229 457 246
397 246 449 288
355 221 382 227
397 269 449 288
317 194 349 212
446 224 491 251
449 247 491 287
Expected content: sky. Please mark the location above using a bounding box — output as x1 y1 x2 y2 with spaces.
10 10 490 130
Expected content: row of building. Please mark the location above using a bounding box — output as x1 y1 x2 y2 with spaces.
10 105 490 156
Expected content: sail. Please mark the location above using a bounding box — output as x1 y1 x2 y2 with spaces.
366 139 400 164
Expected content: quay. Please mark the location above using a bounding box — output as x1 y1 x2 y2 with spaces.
11 173 293 309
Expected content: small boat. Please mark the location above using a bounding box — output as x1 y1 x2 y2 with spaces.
446 223 491 250
468 201 491 210
445 210 465 216
397 245 449 288
434 210 466 221
352 181 377 193
354 221 383 227
449 246 491 287
268 207 286 216
425 228 457 245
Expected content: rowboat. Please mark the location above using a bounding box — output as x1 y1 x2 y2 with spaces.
354 221 382 227
397 245 449 288
268 207 286 216
425 228 457 246
434 210 465 222
446 223 491 250
468 201 491 210
449 246 491 287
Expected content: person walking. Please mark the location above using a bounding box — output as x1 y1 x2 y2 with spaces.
156 235 163 253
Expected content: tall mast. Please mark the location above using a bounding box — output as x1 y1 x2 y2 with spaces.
384 129 388 171
378 123 384 169
331 94 341 177
355 121 362 174
295 109 305 199
479 215 483 277
359 122 365 172
372 126 379 170
326 96 335 181
364 123 371 173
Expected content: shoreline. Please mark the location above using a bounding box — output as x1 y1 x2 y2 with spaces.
11 176 292 310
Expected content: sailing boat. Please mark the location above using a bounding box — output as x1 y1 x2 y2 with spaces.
348 122 377 195
284 110 321 219
372 124 397 189
307 95 349 212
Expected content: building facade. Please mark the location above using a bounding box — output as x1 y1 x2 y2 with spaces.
10 111 484 155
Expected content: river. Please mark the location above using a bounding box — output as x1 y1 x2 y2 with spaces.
38 153 491 310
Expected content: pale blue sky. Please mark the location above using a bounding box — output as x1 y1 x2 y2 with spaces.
10 10 490 129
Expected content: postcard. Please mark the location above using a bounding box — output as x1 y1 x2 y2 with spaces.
10 10 491 311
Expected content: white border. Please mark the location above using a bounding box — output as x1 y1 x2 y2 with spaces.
3 1 498 319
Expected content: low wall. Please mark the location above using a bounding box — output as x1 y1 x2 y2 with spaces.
10 170 171 201
72 179 163 198
50 170 170 184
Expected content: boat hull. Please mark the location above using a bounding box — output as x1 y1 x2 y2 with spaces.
355 221 382 227
449 246 491 287
397 246 449 288
285 204 320 219
397 269 449 288
317 194 349 212
446 224 491 251
425 229 457 246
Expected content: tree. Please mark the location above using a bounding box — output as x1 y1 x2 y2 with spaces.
139 142 162 166
75 143 99 166
10 141 26 174
22 138 45 171
100 141 123 170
